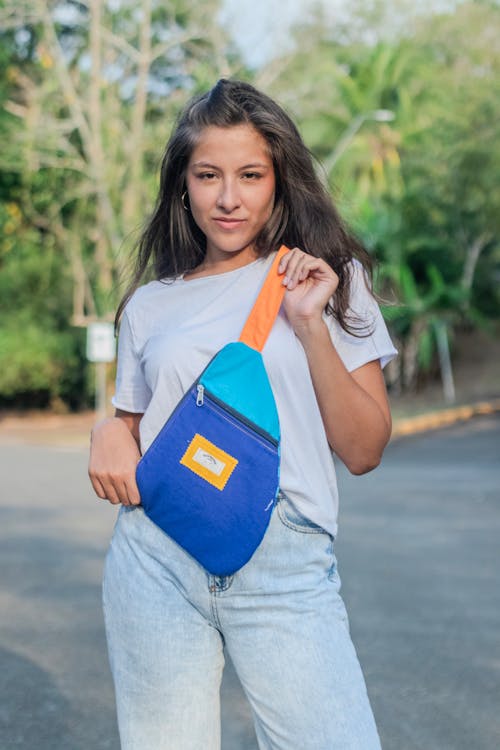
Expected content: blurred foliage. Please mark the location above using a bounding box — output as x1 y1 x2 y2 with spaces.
263 0 500 391
0 0 237 408
0 0 499 407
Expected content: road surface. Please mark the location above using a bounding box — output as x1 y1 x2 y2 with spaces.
0 414 499 749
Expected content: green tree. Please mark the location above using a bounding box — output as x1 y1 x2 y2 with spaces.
261 1 500 394
0 16 84 407
0 0 240 407
378 2 500 389
2 0 236 321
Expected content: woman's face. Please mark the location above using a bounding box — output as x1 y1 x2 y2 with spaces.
185 124 276 263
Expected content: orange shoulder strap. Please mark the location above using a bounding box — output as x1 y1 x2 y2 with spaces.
238 245 289 352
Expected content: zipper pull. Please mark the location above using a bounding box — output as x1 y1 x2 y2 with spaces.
196 384 204 406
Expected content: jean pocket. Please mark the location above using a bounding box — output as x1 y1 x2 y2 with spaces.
276 490 333 539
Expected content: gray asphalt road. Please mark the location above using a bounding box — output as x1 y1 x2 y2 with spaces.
0 415 499 750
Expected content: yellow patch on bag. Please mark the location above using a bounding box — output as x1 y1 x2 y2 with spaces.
180 433 238 491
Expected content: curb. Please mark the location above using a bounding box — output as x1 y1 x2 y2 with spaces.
391 398 500 439
1 399 499 447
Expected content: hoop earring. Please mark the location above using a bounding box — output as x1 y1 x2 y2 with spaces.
181 191 189 211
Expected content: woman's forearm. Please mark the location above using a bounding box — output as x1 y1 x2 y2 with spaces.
296 319 392 474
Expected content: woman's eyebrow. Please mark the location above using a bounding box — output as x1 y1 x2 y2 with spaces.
190 161 218 169
239 163 271 170
190 161 270 169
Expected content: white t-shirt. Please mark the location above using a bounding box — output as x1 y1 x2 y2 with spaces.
112 252 397 537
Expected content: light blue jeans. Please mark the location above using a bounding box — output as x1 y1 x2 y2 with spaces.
103 492 382 750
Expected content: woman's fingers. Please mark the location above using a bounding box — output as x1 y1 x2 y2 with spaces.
279 247 333 290
279 248 304 286
88 468 129 505
104 471 141 506
122 472 142 506
89 474 108 501
103 480 125 506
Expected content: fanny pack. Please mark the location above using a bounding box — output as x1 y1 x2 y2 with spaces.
136 246 288 576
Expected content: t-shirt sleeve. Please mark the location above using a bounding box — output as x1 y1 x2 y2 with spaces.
324 260 398 372
111 308 151 413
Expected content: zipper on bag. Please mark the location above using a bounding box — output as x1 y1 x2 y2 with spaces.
196 384 204 406
196 383 278 448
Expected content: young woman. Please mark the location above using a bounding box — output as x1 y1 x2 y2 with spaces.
89 78 397 750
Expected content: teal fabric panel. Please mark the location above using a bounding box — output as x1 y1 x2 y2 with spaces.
200 342 280 442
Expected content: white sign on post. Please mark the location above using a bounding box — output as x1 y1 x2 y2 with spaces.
86 322 116 363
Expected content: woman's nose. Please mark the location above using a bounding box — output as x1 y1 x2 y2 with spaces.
216 180 241 212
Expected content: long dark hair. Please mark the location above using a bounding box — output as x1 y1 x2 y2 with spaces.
116 78 373 333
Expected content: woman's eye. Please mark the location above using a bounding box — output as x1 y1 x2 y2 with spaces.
242 172 261 180
198 172 217 180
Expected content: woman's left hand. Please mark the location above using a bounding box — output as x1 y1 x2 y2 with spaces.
279 247 339 334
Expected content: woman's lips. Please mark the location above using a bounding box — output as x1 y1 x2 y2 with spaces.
212 217 246 230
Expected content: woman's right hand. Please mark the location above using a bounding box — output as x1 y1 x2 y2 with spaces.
88 413 143 506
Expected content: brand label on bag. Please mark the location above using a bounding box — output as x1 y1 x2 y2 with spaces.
192 448 226 476
180 433 238 491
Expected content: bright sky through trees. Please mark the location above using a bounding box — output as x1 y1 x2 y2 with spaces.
221 0 468 67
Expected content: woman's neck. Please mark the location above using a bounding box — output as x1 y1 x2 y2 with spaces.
184 246 259 280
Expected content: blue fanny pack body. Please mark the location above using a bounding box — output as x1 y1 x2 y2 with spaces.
136 246 288 576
